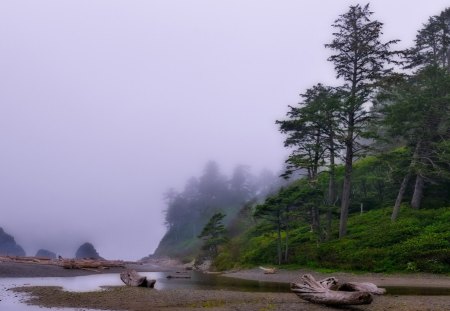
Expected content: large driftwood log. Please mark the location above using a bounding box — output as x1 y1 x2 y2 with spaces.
290 274 373 306
120 269 156 288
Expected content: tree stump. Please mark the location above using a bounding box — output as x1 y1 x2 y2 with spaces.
290 274 373 306
120 270 156 288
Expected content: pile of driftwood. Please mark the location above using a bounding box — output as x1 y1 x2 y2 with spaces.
60 258 125 271
0 255 125 272
120 269 156 288
0 255 55 265
290 274 385 306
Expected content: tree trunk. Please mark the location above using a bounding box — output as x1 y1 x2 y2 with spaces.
339 138 353 238
326 143 336 240
411 174 424 209
284 206 289 262
391 141 421 221
391 172 412 221
277 213 282 265
312 206 321 242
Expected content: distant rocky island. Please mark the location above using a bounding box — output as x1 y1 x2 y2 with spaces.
75 242 103 259
0 227 104 260
0 227 26 256
35 249 57 259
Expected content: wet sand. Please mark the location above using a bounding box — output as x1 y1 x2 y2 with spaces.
3 261 450 311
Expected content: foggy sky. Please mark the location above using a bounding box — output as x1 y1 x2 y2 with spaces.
1 0 448 260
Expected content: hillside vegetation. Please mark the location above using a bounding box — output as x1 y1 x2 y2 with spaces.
153 4 450 274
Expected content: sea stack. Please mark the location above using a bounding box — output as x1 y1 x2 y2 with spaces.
75 242 103 259
0 227 26 256
35 249 57 259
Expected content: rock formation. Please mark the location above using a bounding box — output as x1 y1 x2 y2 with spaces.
0 227 26 256
35 249 57 259
75 242 102 259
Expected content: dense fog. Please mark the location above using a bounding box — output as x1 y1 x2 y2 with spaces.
1 0 448 260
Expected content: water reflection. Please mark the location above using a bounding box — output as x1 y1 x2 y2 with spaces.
154 272 288 292
384 286 450 296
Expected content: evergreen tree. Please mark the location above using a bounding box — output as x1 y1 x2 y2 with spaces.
254 196 285 265
378 8 450 219
325 3 399 237
406 8 450 70
198 212 227 258
277 83 342 239
380 66 450 220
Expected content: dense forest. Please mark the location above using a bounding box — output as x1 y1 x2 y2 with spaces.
154 4 450 273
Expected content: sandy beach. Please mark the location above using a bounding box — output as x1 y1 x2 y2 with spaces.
2 261 450 311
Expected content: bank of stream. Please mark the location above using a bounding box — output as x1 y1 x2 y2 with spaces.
2 270 450 310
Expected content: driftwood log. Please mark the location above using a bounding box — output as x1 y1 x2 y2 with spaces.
290 274 373 306
259 266 277 274
336 282 386 295
120 270 156 288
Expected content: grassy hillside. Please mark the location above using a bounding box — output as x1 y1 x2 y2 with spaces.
214 207 450 273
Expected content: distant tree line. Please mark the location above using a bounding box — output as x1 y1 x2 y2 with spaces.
153 161 282 258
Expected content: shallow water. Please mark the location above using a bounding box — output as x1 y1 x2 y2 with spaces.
0 271 286 311
1 271 450 311
383 285 450 296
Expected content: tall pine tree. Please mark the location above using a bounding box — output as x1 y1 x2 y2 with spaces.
325 3 399 237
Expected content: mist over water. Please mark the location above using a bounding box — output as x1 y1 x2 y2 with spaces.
1 0 449 260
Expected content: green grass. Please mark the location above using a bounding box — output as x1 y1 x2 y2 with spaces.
214 206 450 274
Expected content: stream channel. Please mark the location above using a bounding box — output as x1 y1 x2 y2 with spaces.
1 271 450 310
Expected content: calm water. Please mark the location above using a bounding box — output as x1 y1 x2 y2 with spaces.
1 271 449 310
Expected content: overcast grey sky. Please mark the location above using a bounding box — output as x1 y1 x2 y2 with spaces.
1 0 448 260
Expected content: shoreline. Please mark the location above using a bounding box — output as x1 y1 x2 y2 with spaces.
2 261 450 311
221 267 450 288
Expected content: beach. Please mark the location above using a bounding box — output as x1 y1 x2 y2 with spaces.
2 260 450 311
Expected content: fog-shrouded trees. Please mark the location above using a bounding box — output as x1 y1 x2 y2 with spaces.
325 3 399 237
155 161 282 258
376 8 450 220
198 212 227 258
406 8 450 70
277 84 342 239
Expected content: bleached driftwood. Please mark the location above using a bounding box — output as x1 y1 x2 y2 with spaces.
290 274 373 306
120 269 156 288
61 259 125 270
259 266 277 274
336 282 386 295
